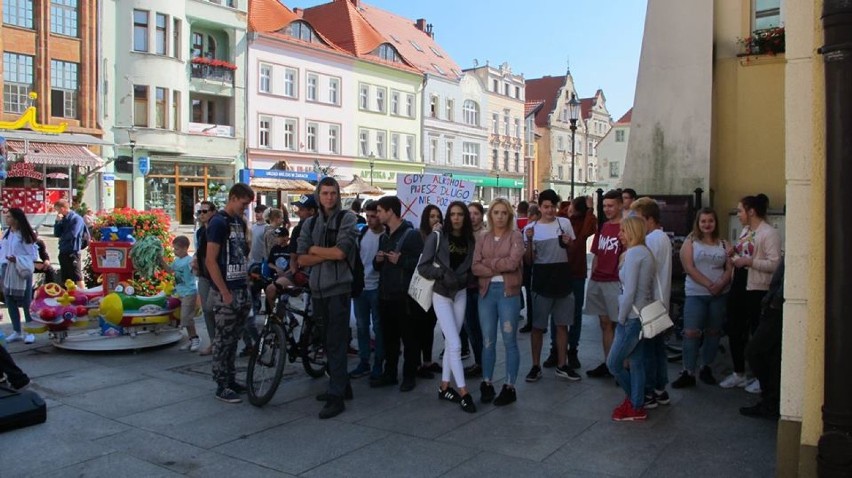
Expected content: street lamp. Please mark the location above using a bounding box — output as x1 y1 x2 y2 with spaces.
567 93 581 199
368 153 375 186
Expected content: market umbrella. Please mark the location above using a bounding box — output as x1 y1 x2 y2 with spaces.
342 175 384 196
250 178 315 194
46 172 69 179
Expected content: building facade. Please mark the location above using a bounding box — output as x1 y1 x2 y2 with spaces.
596 107 630 192
578 89 611 193
466 62 526 204
101 0 248 224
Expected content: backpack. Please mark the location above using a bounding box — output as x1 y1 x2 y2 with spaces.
307 211 365 298
80 226 90 250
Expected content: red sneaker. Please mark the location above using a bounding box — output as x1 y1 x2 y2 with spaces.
612 397 631 420
614 401 648 422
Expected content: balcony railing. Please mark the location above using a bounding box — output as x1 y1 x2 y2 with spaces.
191 64 234 84
188 122 235 137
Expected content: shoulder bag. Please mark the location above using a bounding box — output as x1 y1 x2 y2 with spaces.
408 231 440 312
632 246 674 339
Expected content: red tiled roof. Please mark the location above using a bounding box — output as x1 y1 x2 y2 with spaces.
301 0 420 74
248 0 299 32
524 101 544 118
525 75 566 127
6 140 103 168
580 98 594 121
357 3 461 79
616 107 633 124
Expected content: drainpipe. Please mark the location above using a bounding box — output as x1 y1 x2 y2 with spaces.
818 1 852 476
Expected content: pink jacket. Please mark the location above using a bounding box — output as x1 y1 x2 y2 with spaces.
472 230 525 297
747 221 782 291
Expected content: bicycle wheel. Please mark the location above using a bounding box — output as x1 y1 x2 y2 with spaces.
247 321 287 407
300 319 327 378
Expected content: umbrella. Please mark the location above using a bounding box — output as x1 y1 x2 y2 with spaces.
250 178 315 193
342 175 384 196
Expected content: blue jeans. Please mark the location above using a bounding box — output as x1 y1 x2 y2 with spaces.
643 335 668 393
6 280 33 333
607 318 646 408
478 283 521 385
354 288 384 376
682 294 728 373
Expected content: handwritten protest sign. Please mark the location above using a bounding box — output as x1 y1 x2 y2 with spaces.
397 173 475 222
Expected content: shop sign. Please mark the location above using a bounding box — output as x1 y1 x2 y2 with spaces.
240 169 317 183
138 156 150 176
8 161 44 180
360 170 397 182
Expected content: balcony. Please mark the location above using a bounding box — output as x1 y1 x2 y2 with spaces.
189 58 236 97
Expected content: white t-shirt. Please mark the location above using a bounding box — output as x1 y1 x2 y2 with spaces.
360 229 382 291
523 217 576 265
645 228 673 307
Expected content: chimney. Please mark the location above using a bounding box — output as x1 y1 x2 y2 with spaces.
349 0 359 7
293 7 302 16
426 23 434 38
415 18 427 32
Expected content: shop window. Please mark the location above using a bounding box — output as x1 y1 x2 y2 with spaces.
149 162 175 175
179 164 204 179
206 164 231 178
145 176 176 217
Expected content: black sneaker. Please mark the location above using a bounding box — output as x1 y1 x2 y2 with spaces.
493 384 517 406
227 382 248 394
739 401 779 419
464 364 482 378
525 365 543 382
644 393 658 409
480 382 496 404
316 384 353 401
568 350 582 370
370 375 398 388
672 371 697 389
586 363 613 378
699 366 717 385
438 386 462 403
654 389 671 405
542 353 558 369
555 365 582 382
319 398 345 419
215 387 242 404
519 323 532 333
459 393 477 413
400 377 416 392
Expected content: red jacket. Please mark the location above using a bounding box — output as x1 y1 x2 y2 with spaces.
568 210 597 279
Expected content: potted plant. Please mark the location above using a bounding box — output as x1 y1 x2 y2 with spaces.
738 26 785 56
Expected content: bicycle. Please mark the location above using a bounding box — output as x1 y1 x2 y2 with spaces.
246 285 327 407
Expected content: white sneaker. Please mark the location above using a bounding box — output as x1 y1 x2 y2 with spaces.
745 378 762 394
178 340 192 351
24 334 35 344
719 372 748 389
6 332 22 343
189 336 201 352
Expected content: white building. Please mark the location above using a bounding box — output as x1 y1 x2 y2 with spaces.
596 108 631 192
101 0 248 225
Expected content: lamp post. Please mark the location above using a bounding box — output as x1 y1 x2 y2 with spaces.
567 93 581 199
368 153 375 186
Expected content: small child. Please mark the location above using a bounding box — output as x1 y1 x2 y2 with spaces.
264 227 292 313
169 236 200 352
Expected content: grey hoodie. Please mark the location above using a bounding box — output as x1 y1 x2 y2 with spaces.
297 180 358 299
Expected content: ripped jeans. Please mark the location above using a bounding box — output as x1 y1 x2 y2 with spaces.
478 282 522 385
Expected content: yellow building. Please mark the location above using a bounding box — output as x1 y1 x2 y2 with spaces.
631 0 846 475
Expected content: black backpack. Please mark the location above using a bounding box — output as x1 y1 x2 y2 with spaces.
307 211 365 298
80 226 90 250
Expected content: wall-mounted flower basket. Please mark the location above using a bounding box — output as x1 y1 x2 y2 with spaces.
190 56 238 71
738 26 785 56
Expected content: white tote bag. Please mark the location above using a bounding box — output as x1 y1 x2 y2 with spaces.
408 231 440 312
633 246 674 339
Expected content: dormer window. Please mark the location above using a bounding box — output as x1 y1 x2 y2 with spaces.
286 21 316 43
374 43 401 62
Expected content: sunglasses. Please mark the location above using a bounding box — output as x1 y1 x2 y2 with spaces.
197 209 211 215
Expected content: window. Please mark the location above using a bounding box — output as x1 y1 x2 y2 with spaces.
615 129 625 142
432 63 445 75
191 32 203 58
328 78 339 104
406 94 415 117
409 40 423 52
133 85 148 127
578 169 584 182
610 161 620 178
514 118 521 138
172 19 181 59
558 165 564 178
514 152 520 173
430 137 438 163
492 113 499 134
359 84 369 110
430 96 438 118
445 141 453 164
258 116 271 147
376 131 386 159
3 0 34 28
307 73 318 101
133 10 149 52
754 0 781 29
588 140 594 155
259 64 271 93
391 91 400 115
375 44 400 62
588 166 595 182
376 87 386 113
50 60 78 118
284 68 297 98
445 99 454 122
492 79 498 92
155 87 166 128
50 0 77 37
503 151 509 171
406 135 414 161
283 119 297 150
359 129 369 156
172 91 180 130
463 143 479 167
391 133 400 159
462 101 480 126
557 136 564 152
287 21 316 42
155 13 167 54
515 86 521 99
306 122 317 152
429 46 443 58
492 149 499 170
328 125 339 154
504 113 510 136
3 53 33 114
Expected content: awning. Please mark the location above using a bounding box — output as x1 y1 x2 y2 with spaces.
6 140 104 168
250 177 315 193
0 130 112 145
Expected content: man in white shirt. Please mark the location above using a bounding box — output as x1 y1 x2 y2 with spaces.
631 197 673 409
350 200 385 381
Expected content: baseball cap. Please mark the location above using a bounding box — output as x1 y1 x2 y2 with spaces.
291 194 317 209
274 226 289 238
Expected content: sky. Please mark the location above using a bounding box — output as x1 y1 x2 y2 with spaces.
285 0 648 120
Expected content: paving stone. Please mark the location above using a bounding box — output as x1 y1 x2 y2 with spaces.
24 365 146 397
61 377 208 419
92 428 221 475
355 394 484 439
187 455 297 477
40 452 183 478
443 451 620 478
214 417 387 475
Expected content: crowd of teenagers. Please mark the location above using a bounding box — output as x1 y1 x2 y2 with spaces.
0 183 784 424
